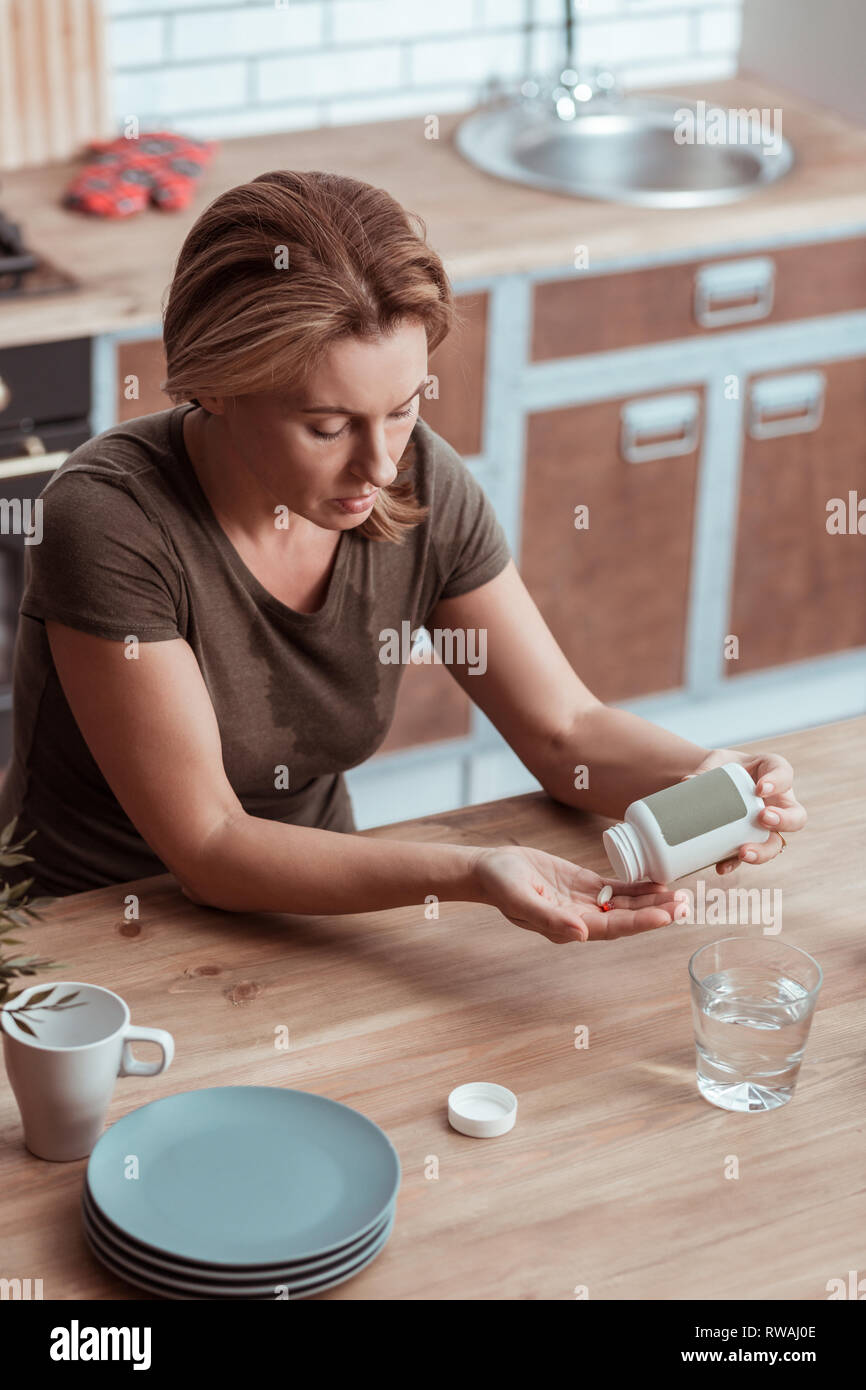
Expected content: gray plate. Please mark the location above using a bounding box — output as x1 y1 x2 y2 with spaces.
82 1202 395 1299
82 1182 392 1283
86 1086 400 1266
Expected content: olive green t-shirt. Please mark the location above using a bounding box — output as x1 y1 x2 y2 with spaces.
0 405 511 896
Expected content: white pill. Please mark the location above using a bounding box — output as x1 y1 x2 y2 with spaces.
596 884 613 905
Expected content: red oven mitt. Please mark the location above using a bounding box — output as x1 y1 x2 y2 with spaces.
63 132 217 217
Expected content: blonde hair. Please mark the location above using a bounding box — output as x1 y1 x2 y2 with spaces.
162 169 456 541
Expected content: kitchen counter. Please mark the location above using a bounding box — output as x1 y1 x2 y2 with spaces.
2 77 866 349
1 714 862 1300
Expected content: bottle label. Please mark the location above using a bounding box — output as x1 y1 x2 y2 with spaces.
641 766 747 846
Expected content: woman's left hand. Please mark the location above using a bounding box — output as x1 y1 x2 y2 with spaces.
681 748 806 874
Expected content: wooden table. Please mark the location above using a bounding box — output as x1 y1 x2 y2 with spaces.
2 716 863 1300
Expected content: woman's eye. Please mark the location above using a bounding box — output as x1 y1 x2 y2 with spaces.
311 422 349 440
310 400 417 441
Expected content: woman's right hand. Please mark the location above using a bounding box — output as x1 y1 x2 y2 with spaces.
471 845 686 944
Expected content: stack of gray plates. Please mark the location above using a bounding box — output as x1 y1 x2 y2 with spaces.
82 1086 400 1299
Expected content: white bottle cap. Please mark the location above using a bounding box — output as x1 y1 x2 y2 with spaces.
447 1082 517 1138
603 821 646 883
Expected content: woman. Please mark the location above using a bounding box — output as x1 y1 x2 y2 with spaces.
0 171 804 941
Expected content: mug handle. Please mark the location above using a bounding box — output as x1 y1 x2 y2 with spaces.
120 1026 174 1077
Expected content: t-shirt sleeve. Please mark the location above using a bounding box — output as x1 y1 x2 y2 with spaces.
428 433 512 602
20 467 183 642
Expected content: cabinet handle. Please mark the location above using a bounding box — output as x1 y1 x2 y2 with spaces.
747 370 825 439
694 257 775 328
0 451 67 479
620 392 700 463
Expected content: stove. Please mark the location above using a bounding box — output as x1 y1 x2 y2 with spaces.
0 207 79 297
0 206 88 765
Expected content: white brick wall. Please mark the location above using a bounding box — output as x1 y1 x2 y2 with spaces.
104 0 744 141
171 6 323 60
332 0 475 43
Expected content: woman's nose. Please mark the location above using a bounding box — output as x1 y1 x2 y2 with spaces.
353 437 399 490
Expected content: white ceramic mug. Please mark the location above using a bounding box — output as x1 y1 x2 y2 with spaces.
0 981 174 1162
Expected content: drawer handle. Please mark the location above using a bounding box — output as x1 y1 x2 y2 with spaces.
0 451 67 479
694 256 775 328
620 392 700 463
748 371 825 439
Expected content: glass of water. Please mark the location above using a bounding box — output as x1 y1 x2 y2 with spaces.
688 936 822 1113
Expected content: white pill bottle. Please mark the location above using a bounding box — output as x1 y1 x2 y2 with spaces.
603 762 771 884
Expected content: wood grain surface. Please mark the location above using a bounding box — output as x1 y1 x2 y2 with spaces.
727 356 866 673
3 77 866 348
0 715 863 1300
531 234 866 361
522 388 702 702
0 0 111 173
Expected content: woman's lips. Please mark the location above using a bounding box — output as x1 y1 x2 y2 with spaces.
332 490 378 514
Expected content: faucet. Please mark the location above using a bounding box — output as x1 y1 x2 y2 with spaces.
519 65 623 121
550 0 621 115
481 0 622 118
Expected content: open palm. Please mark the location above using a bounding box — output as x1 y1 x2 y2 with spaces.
472 845 684 944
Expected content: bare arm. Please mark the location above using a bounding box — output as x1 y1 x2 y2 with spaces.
45 621 680 941
431 561 710 819
45 624 476 914
431 562 805 868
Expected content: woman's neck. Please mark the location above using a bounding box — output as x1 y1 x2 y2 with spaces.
183 405 280 545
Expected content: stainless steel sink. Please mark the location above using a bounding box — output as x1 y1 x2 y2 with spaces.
455 92 794 209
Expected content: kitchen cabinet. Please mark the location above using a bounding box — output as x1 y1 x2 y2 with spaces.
728 356 866 673
0 337 91 768
377 292 488 747
377 657 471 753
520 236 866 713
116 337 172 421
0 338 91 429
421 291 487 459
522 388 702 703
531 236 866 359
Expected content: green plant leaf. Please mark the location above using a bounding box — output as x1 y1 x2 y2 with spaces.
55 991 79 1005
6 878 34 902
12 1014 37 1036
0 826 57 1002
2 911 34 929
21 987 54 1007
